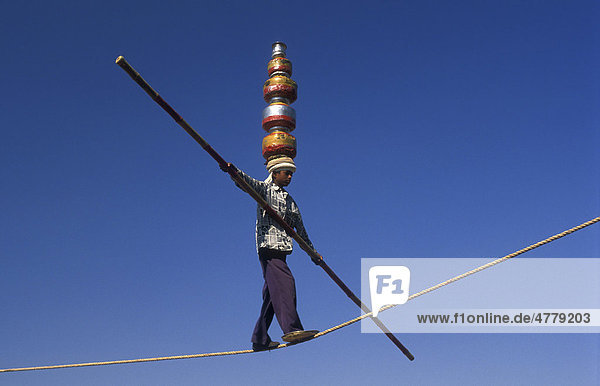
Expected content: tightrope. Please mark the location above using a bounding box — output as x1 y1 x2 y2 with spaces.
2 216 598 373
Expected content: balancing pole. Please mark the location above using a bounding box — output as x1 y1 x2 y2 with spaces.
115 56 414 361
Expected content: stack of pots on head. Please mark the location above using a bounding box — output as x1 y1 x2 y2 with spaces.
262 42 297 173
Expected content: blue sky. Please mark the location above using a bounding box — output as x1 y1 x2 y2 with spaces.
1 0 598 384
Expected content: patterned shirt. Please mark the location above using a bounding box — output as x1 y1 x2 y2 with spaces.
234 167 314 254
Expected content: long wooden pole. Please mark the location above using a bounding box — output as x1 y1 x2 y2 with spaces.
115 56 414 361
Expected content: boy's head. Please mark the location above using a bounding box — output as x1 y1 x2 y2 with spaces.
266 156 296 187
272 169 293 187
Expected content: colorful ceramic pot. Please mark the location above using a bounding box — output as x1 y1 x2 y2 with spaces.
268 57 292 77
262 131 297 159
263 76 297 103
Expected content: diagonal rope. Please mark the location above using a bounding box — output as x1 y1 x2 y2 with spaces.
1 216 598 373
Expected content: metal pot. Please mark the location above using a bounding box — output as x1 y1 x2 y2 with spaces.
262 102 296 132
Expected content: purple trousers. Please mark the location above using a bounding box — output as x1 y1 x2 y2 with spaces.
251 248 304 345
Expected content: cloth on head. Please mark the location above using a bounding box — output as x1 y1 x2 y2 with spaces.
264 156 296 183
266 156 296 174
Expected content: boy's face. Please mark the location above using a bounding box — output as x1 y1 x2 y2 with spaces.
273 170 293 187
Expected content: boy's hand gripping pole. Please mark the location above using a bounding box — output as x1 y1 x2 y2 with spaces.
115 56 414 361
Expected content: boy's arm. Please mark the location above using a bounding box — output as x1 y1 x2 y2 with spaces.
220 162 266 196
294 210 322 264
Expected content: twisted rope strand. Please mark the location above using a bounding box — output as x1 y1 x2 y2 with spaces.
2 216 598 373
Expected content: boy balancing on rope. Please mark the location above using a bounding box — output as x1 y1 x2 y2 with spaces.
221 156 321 351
